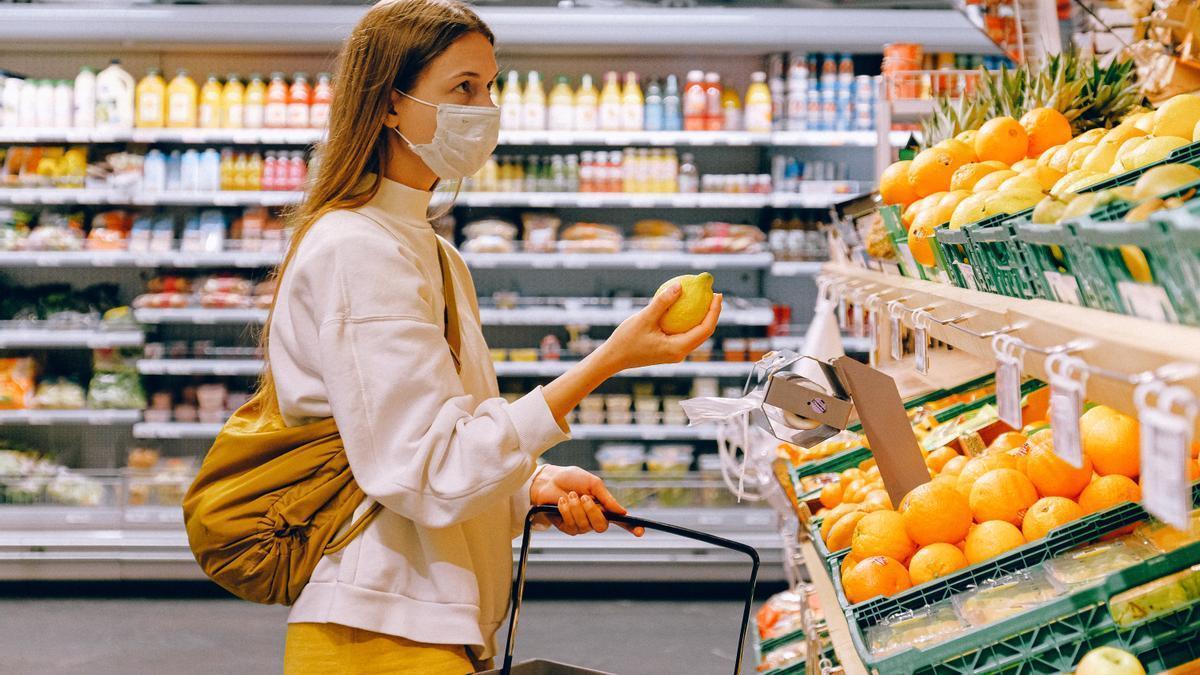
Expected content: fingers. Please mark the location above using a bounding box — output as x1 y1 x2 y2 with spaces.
617 522 646 537
557 495 582 535
673 293 724 352
642 283 682 321
586 473 627 515
579 495 609 533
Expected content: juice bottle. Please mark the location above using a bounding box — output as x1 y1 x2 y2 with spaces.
243 74 266 129
620 71 644 131
703 72 723 131
198 74 223 129
261 151 276 191
53 80 72 130
643 78 663 132
288 72 312 129
232 152 249 191
135 69 166 129
521 70 546 131
500 70 522 131
720 86 741 131
598 71 622 131
219 148 235 191
73 66 96 128
166 70 198 128
744 71 773 133
289 151 308 190
547 76 574 132
573 74 598 132
662 74 682 131
95 59 135 130
35 80 54 128
221 74 244 129
264 72 289 129
682 70 706 131
309 72 332 129
246 152 263 191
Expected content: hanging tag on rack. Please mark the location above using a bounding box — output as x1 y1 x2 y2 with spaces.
837 292 848 332
1136 382 1196 530
1046 353 1088 469
888 301 904 362
993 335 1023 430
867 308 879 368
851 298 865 339
912 311 929 375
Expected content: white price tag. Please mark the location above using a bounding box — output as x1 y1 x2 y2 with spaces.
837 295 848 331
957 262 979 291
1044 271 1082 305
1117 282 1178 323
851 300 865 338
889 305 903 362
1136 383 1196 530
1046 353 1088 469
867 310 879 368
993 335 1024 430
896 242 920 277
914 324 928 374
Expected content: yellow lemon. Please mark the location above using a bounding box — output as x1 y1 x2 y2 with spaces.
972 170 1019 193
657 272 715 334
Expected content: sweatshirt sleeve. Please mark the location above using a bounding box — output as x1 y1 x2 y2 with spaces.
304 227 569 529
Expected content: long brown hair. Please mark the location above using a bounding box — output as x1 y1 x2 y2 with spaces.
256 0 493 417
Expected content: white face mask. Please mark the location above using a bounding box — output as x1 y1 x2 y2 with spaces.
393 91 500 180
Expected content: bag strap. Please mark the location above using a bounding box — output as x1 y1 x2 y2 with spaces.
436 239 463 374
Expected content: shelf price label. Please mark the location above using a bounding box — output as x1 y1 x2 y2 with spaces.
887 300 905 362
1046 353 1088 469
1135 381 1196 530
993 335 1024 430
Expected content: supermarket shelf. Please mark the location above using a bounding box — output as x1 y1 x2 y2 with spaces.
494 360 755 379
800 537 869 675
0 506 784 582
0 127 324 145
132 305 773 327
0 409 141 426
824 264 1200 434
0 250 284 269
0 326 144 349
130 420 715 442
478 305 775 326
464 251 774 270
890 98 937 122
0 189 303 207
136 359 264 377
769 260 824 277
132 422 222 439
0 189 855 210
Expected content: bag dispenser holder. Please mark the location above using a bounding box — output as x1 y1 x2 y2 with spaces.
747 350 929 505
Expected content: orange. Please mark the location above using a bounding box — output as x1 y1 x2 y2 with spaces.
984 431 1027 455
862 489 895 512
1026 433 1094 498
931 474 960 492
969 468 1039 526
841 552 863 583
1005 444 1030 476
1022 386 1051 423
1191 459 1200 480
851 510 917 562
964 520 1026 564
955 453 1020 498
819 502 862 542
1020 108 1073 158
819 481 844 509
858 458 876 472
899 481 973 546
909 147 965 197
880 160 920 206
925 446 959 473
1078 475 1141 514
940 455 969 477
843 479 871 504
902 196 931 227
975 116 1030 165
908 222 937 267
842 555 912 604
826 510 867 551
1081 405 1141 477
937 138 977 166
908 543 969 585
1022 496 1084 540
950 162 1003 192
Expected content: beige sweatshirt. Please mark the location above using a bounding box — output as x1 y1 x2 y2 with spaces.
268 175 570 659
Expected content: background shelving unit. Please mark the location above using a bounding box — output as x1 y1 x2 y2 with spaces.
0 3 1000 583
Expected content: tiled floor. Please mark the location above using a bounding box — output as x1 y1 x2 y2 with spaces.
0 594 759 674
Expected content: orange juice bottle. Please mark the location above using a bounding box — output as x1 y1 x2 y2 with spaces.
232 152 249 190
134 68 166 129
743 71 773 133
243 74 266 129
309 73 333 129
287 72 311 129
221 74 244 129
198 74 223 129
245 152 263 190
620 71 644 131
264 72 289 129
166 69 198 128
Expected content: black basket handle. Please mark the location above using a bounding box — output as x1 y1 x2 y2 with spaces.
500 504 762 674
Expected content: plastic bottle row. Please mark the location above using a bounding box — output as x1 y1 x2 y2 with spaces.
0 61 332 132
141 148 308 192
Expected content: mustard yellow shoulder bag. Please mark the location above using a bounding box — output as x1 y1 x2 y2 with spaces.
183 240 462 605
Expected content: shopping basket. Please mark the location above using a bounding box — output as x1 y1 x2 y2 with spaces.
483 504 761 674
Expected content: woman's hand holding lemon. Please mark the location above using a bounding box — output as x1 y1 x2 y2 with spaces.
596 273 722 373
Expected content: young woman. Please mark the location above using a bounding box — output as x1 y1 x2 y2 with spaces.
267 0 721 671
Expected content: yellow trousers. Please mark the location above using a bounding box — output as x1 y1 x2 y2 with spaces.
284 622 477 674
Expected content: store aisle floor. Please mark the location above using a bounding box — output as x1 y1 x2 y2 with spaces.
0 596 755 674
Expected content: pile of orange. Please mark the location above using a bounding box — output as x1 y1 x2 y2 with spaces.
818 402 1181 606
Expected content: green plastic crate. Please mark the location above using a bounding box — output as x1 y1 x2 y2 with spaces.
932 224 979 290
1076 217 1193 324
1157 207 1200 325
965 212 1041 300
1014 220 1088 305
880 205 928 281
828 482 1200 675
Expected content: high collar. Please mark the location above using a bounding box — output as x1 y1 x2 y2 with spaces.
358 173 434 228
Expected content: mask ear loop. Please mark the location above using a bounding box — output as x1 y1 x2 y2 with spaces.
387 122 463 222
